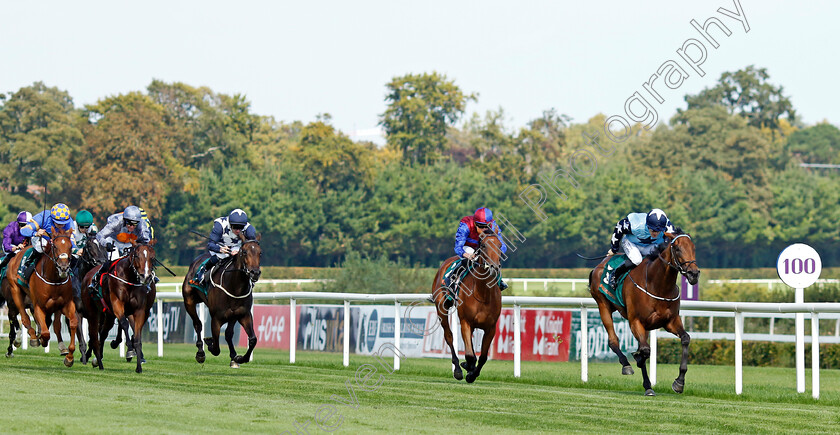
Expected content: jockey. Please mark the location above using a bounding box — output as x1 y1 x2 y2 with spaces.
606 208 673 288
193 209 257 287
2 211 31 256
18 204 78 282
0 211 32 271
96 205 152 258
71 210 99 254
443 207 509 296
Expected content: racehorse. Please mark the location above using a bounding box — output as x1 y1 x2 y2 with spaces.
183 237 261 368
589 230 700 396
431 229 503 383
2 227 78 367
90 242 157 373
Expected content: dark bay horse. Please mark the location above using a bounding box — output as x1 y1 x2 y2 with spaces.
432 229 503 383
183 238 261 368
589 230 700 396
89 242 157 373
2 228 78 367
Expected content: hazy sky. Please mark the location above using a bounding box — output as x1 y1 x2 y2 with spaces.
2 1 836 142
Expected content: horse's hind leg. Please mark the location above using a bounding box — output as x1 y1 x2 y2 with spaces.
76 312 88 364
664 316 690 394
437 311 462 381
183 294 205 363
32 305 50 348
233 314 257 366
466 327 495 383
596 303 634 375
629 320 654 396
6 312 19 357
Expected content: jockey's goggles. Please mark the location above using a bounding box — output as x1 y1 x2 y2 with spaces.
78 225 90 230
231 224 245 230
18 222 26 228
476 222 490 229
124 219 139 227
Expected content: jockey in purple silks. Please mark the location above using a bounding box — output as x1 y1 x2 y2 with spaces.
2 211 31 256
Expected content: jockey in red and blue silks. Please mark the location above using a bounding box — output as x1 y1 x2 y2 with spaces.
444 207 509 295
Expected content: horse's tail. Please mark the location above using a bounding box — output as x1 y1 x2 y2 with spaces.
588 269 594 286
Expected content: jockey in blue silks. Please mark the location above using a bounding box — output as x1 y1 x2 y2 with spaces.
18 203 78 283
606 208 673 288
443 207 509 297
193 208 257 288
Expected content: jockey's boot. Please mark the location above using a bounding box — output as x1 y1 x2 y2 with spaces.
609 258 635 288
499 280 509 291
21 251 41 283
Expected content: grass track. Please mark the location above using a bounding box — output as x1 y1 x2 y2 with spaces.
1 344 840 434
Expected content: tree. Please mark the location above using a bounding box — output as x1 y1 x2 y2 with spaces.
785 122 840 164
380 72 475 164
682 65 796 131
291 120 377 192
73 93 185 217
0 82 83 197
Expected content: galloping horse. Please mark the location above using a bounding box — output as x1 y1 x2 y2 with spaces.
183 237 261 368
89 242 157 373
431 229 503 383
2 227 78 367
589 230 700 395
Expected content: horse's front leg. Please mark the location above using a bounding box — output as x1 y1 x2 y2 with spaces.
437 308 462 381
233 314 257 366
75 311 88 364
467 326 496 383
596 302 633 375
225 320 239 367
132 311 145 373
629 319 654 396
664 316 690 394
6 309 19 357
55 312 69 356
32 304 50 348
10 286 38 347
183 293 206 363
61 301 77 367
204 317 222 357
459 321 477 380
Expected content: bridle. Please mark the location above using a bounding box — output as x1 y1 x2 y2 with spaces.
107 245 154 287
658 234 697 275
36 234 72 286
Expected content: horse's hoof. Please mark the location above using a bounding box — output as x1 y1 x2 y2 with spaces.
196 352 205 364
5 352 13 358
672 380 685 394
13 338 21 348
29 339 40 347
465 372 477 384
58 342 69 356
126 357 133 363
230 361 240 369
622 366 635 375
110 340 119 349
233 355 247 364
126 350 136 359
63 357 74 368
91 356 98 366
453 370 463 381
135 366 142 374
644 389 656 396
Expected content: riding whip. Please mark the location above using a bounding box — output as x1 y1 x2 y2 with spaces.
576 253 609 261
154 258 177 276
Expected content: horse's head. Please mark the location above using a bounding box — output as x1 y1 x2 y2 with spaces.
47 227 73 278
235 238 262 282
663 231 700 285
129 241 156 286
477 229 502 272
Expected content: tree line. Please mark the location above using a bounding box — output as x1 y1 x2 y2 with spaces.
1 66 839 268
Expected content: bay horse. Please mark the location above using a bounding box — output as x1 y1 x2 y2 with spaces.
90 242 157 373
2 227 78 367
431 229 503 383
183 238 261 368
589 230 700 396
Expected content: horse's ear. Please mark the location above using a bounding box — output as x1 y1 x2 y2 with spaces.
256 233 261 242
149 239 157 246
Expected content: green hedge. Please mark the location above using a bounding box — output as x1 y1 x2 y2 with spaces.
658 339 840 369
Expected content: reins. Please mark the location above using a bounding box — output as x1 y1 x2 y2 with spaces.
628 234 695 302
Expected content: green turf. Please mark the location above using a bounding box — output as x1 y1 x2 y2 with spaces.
1 344 840 434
